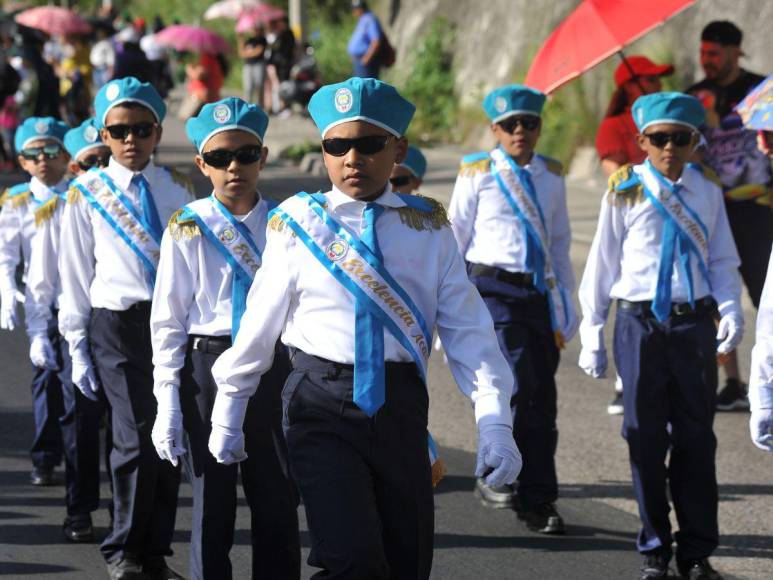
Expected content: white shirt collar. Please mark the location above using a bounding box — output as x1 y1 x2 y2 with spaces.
327 183 407 211
107 155 159 191
29 176 68 202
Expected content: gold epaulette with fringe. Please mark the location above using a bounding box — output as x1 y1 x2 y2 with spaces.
34 196 59 226
166 167 196 196
0 189 8 208
168 208 201 241
397 195 449 231
67 185 82 204
7 190 31 208
607 164 644 206
542 156 564 177
458 156 491 177
267 212 292 235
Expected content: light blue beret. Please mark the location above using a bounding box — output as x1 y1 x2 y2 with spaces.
632 92 705 132
185 97 269 153
308 77 416 138
94 76 166 128
14 117 69 152
483 84 546 123
64 118 105 159
399 145 427 178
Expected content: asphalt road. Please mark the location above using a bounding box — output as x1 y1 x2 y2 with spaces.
0 110 770 579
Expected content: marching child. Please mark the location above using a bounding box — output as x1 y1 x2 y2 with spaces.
448 84 576 533
389 144 426 194
23 118 111 542
150 97 300 580
59 77 193 580
207 77 521 579
578 92 743 580
0 117 70 487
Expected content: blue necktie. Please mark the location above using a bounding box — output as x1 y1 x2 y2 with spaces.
131 173 163 242
353 203 386 417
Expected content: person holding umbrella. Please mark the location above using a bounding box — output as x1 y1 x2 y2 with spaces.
687 21 773 413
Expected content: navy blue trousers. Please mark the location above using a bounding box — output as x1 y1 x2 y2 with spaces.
284 351 434 580
89 303 181 563
180 338 300 580
29 329 64 470
472 273 560 508
613 303 719 561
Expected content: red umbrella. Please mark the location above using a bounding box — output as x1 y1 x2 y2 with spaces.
15 6 91 36
524 0 697 94
154 25 230 53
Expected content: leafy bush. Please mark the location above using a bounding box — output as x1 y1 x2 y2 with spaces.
280 140 322 163
309 15 356 84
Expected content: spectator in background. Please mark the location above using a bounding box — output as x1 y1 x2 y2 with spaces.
21 41 61 119
594 56 673 417
90 22 116 89
347 0 383 79
178 53 224 120
113 27 153 83
687 20 773 412
268 16 296 115
595 56 674 177
0 45 20 170
239 24 267 107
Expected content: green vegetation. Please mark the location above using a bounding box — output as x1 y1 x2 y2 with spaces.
309 15 356 84
279 140 322 163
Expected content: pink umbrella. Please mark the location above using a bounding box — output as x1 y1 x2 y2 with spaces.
155 25 230 54
15 6 91 36
204 0 263 21
235 4 287 34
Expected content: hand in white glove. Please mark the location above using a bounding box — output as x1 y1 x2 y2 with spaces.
70 340 99 402
208 423 247 465
0 289 18 331
579 347 607 379
750 409 773 452
152 384 186 466
716 313 743 355
475 423 522 488
29 334 58 370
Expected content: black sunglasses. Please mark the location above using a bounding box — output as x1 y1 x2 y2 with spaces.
389 175 412 188
643 131 694 148
21 144 64 160
78 153 111 171
201 145 263 168
321 135 391 157
104 123 157 140
498 116 541 133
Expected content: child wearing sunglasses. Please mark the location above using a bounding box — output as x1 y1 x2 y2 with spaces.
447 84 576 534
149 97 300 580
58 77 193 580
579 92 742 580
207 77 520 579
389 144 426 193
17 117 113 544
0 116 70 490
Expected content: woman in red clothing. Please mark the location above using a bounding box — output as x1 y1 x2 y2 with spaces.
595 56 674 176
178 53 225 120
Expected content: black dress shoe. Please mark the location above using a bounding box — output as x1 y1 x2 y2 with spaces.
638 553 671 579
142 557 185 580
63 515 94 543
30 466 54 486
106 557 150 580
517 502 565 534
474 477 517 509
678 558 723 580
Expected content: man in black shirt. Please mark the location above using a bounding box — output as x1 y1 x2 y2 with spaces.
688 21 773 413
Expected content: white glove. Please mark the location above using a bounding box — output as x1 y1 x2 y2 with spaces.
70 340 99 402
208 423 247 465
0 289 18 331
579 347 607 379
151 384 186 466
475 423 522 488
716 313 743 355
750 409 773 452
29 334 58 370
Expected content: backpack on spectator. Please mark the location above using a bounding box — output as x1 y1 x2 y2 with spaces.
378 32 396 68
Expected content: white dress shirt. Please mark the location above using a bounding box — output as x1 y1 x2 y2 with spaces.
211 186 514 430
58 157 194 349
151 196 270 390
578 163 743 352
0 177 65 295
750 247 773 410
25 197 65 337
448 152 575 293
